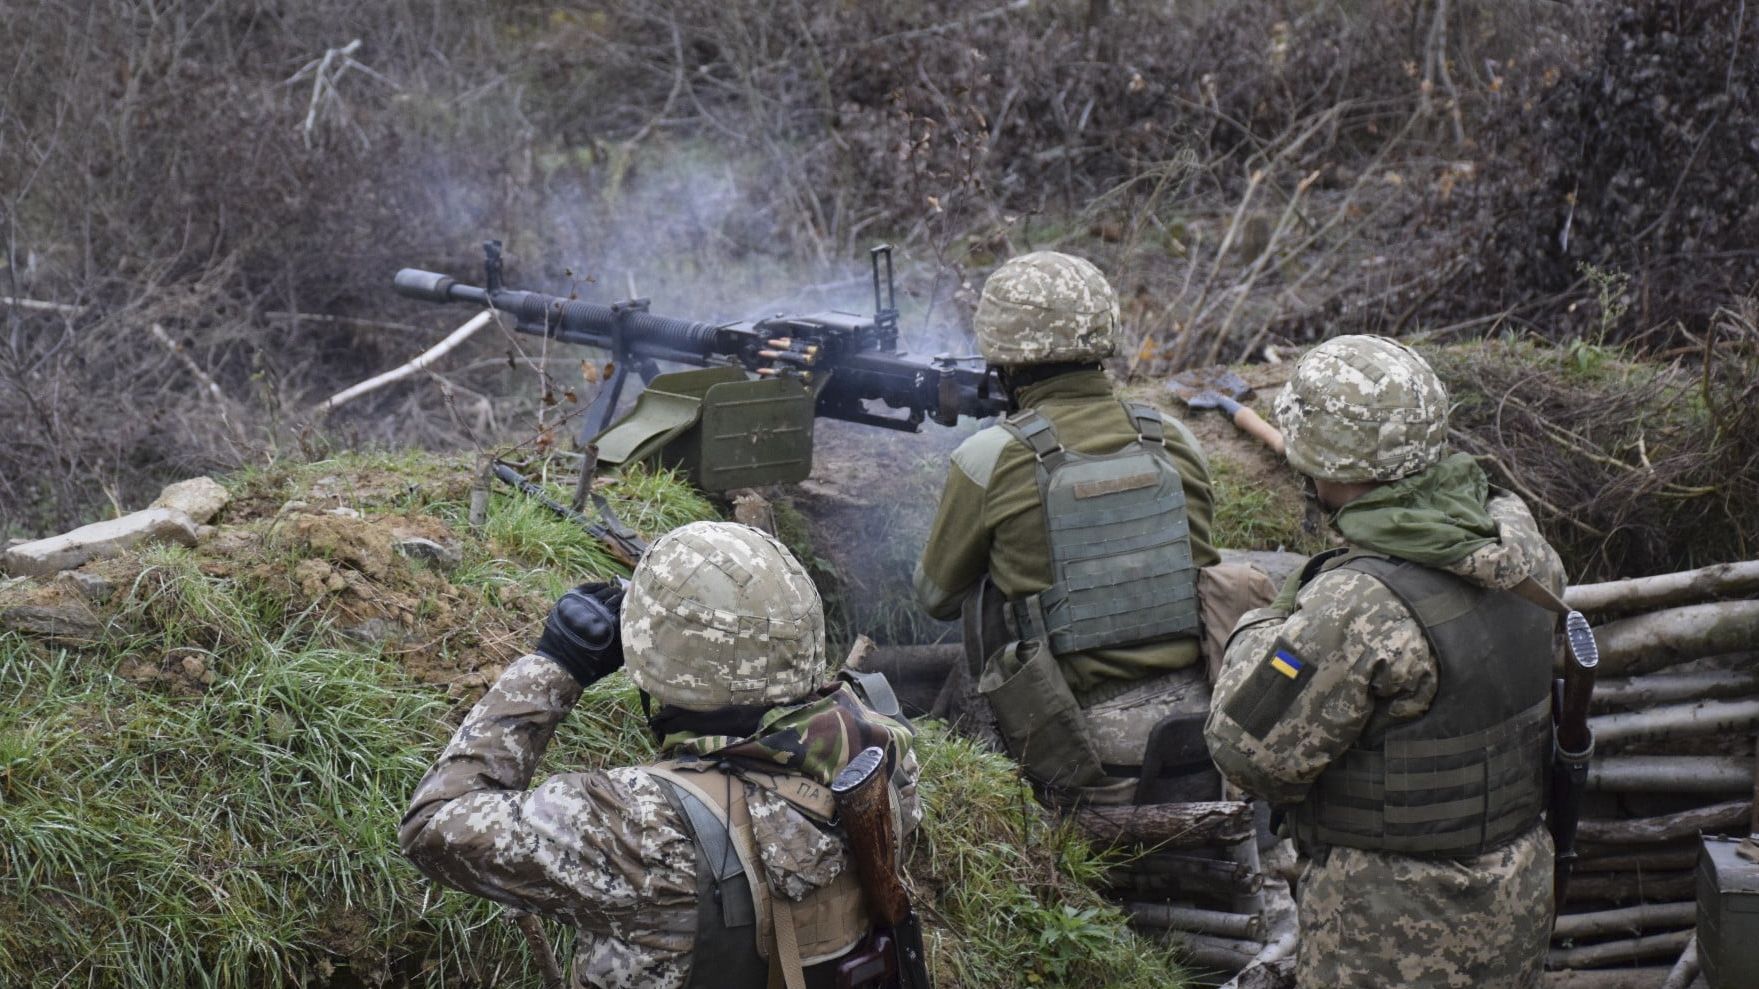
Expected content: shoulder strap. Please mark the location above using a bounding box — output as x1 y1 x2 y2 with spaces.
838 667 901 721
648 762 816 989
1122 401 1166 445
999 409 1067 470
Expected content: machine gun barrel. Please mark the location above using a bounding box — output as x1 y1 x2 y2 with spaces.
393 267 737 365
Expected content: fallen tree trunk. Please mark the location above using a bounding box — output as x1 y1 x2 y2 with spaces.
1575 849 1699 873
1546 928 1693 969
1124 902 1263 940
1543 968 1673 989
1552 901 1696 940
1593 671 1759 711
1588 755 1752 794
1074 800 1254 848
1567 561 1759 615
1578 800 1750 843
1594 600 1759 676
1170 931 1264 972
1590 697 1759 745
1113 856 1264 899
1565 871 1694 904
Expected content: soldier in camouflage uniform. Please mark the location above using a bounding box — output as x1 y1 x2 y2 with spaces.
1205 335 1564 988
915 251 1269 804
401 521 920 989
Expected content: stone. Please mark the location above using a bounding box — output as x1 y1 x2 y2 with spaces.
394 536 461 569
149 476 231 524
0 600 101 639
55 570 116 603
2 508 200 577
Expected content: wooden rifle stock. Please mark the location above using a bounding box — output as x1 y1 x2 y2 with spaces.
832 746 932 989
833 747 909 925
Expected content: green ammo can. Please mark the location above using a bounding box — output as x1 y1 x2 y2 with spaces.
1697 833 1759 988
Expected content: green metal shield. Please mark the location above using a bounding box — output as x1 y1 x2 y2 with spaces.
590 367 815 491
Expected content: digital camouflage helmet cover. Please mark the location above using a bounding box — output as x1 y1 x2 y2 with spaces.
622 521 827 710
973 251 1120 365
1275 334 1449 483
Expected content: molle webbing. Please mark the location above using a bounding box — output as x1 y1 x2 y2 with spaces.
1002 404 1200 656
1295 555 1554 858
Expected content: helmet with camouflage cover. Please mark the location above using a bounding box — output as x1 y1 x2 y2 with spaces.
621 521 826 711
973 251 1119 365
1274 334 1449 483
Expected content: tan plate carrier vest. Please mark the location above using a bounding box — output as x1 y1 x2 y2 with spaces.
1290 553 1554 858
646 759 871 989
998 402 1201 656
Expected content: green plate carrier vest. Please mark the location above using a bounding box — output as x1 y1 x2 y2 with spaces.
1291 554 1554 858
999 402 1201 656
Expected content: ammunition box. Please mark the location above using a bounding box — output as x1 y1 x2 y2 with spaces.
1698 834 1759 989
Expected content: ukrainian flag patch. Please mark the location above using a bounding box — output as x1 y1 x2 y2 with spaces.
1223 636 1317 741
1269 650 1304 679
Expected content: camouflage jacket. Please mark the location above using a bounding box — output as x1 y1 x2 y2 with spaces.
399 655 922 989
1205 491 1564 988
912 370 1217 692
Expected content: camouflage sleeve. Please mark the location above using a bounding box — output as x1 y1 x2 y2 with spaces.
913 454 993 620
1446 491 1569 594
1160 413 1220 568
1204 569 1437 805
399 655 697 957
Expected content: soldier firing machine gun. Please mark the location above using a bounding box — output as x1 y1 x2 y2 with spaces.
395 241 1008 493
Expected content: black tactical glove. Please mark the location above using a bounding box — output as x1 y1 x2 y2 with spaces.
535 581 626 687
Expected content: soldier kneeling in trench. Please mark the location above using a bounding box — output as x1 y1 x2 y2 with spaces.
912 250 1274 807
401 521 922 988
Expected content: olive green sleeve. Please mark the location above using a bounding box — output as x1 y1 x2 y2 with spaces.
913 459 992 620
1161 415 1218 568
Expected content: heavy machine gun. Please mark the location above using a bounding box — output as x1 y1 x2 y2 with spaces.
394 241 1007 490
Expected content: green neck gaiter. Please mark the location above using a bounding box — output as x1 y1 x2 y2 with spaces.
1330 453 1499 566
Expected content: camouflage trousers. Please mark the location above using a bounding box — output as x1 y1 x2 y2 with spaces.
1296 824 1553 988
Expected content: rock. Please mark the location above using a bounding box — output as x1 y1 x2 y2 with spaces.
394 537 461 569
149 476 231 524
325 507 361 519
55 570 116 603
730 489 777 535
0 600 101 638
2 508 201 577
340 617 402 644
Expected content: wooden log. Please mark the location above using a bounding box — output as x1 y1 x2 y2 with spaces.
1552 901 1696 940
1575 849 1699 873
1593 671 1759 711
1589 755 1752 794
1219 877 1298 989
1595 600 1759 676
1578 800 1751 843
1124 901 1264 940
1547 929 1693 969
1565 872 1694 905
1566 560 1759 615
1543 968 1672 989
1659 932 1698 989
1168 931 1263 972
1108 866 1264 901
1074 800 1254 848
1590 697 1759 745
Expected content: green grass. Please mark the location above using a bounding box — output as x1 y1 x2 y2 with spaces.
911 724 1186 988
1209 455 1325 555
0 452 1185 989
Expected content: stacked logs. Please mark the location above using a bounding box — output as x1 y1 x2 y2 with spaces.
1545 561 1759 989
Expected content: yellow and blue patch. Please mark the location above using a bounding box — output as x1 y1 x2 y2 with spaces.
1269 649 1305 679
1222 637 1317 741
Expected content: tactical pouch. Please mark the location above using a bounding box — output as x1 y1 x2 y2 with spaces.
978 637 1106 789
